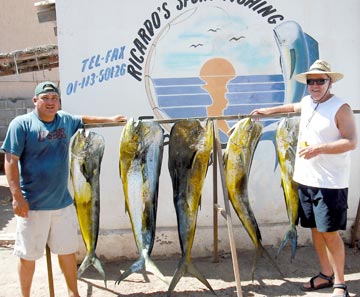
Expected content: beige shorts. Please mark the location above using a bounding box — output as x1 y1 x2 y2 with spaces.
14 204 79 260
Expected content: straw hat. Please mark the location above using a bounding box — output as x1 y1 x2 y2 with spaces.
295 59 344 84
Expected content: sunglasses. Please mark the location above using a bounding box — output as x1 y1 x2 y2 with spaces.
306 78 329 85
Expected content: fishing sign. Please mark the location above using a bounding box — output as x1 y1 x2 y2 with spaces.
58 0 319 141
56 0 359 259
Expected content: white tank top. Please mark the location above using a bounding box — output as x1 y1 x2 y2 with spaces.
293 95 350 188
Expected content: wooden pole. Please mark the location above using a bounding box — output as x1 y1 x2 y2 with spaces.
212 123 219 263
46 244 55 297
350 197 360 248
213 120 243 297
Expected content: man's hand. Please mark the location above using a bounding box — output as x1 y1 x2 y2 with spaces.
12 195 29 218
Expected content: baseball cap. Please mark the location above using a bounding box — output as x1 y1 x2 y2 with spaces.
34 81 60 96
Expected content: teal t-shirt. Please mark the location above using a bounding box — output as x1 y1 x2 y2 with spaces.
1 110 83 210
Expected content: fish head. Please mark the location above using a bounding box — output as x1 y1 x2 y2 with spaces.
170 119 203 152
120 118 142 152
71 129 104 159
276 117 300 148
228 118 263 149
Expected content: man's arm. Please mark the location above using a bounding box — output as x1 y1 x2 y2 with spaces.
298 104 357 159
250 103 301 115
322 104 357 153
4 152 29 217
81 115 127 124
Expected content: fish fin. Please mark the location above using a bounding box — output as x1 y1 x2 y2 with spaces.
144 256 168 285
167 258 215 296
187 261 215 294
276 226 298 262
167 258 186 296
189 151 198 170
115 256 145 285
251 247 260 281
77 252 107 287
223 150 228 166
289 48 296 79
259 243 284 278
304 33 319 65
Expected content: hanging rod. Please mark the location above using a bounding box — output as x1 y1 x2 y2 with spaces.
83 112 299 129
84 110 360 129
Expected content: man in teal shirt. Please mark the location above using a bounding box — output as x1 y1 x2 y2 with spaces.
1 81 126 297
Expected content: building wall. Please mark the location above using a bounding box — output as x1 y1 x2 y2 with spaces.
55 0 360 262
0 0 59 169
0 0 59 142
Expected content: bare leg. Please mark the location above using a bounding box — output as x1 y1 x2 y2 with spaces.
18 258 35 297
58 253 80 297
302 228 333 289
322 231 346 295
312 228 334 276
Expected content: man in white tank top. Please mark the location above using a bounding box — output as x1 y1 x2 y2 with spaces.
251 60 357 297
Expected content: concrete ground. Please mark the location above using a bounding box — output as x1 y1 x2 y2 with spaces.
1 174 360 297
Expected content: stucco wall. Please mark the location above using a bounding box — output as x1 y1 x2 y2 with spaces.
0 0 59 149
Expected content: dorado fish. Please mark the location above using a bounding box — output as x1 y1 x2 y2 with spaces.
116 118 166 284
70 130 106 285
224 117 282 280
168 119 214 296
275 117 300 261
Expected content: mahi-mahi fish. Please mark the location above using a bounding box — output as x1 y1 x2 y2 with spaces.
116 118 167 284
168 119 214 296
224 117 282 280
275 117 300 261
70 129 106 285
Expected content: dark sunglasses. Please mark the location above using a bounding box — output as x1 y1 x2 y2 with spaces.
306 78 329 85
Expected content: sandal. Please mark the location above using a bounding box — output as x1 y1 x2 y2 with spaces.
301 272 334 291
332 283 350 297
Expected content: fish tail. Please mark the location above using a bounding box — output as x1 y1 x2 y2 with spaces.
276 226 298 261
250 246 260 282
77 252 107 287
167 258 215 296
260 243 284 278
167 258 186 296
144 255 168 284
115 256 145 285
187 261 215 295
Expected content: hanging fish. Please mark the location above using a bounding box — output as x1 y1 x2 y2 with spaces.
224 117 282 280
116 118 167 285
275 117 300 261
167 119 214 296
70 129 106 286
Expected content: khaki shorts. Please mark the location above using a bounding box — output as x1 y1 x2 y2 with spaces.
14 204 79 260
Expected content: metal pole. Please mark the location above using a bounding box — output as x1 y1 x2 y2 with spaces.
83 112 306 129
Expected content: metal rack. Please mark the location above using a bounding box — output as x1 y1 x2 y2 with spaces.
83 110 360 297
84 112 301 297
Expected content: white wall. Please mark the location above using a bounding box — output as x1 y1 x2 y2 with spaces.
56 0 360 261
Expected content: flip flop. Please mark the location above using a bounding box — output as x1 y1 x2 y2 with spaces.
332 283 350 297
301 272 334 291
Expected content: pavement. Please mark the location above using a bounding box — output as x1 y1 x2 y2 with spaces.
1 174 360 297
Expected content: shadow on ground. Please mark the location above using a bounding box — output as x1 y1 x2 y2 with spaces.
74 245 360 297
0 185 13 232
